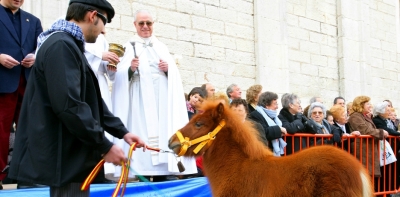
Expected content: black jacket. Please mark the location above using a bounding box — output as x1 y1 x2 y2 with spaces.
278 108 320 155
278 108 305 134
248 120 268 147
248 111 283 150
331 121 352 150
373 116 400 136
248 103 256 114
9 32 128 187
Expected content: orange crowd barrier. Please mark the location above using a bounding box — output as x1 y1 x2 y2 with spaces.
283 134 399 196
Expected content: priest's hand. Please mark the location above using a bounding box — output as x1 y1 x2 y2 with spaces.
123 133 146 151
103 145 127 166
21 53 35 68
130 57 139 72
159 60 168 72
102 51 120 65
107 65 117 72
0 54 20 69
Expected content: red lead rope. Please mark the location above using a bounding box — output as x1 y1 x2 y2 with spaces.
81 144 165 197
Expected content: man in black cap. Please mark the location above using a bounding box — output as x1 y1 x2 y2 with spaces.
8 1 145 196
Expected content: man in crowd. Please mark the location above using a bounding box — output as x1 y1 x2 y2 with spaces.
333 96 345 107
9 0 145 196
112 9 196 181
309 96 323 104
0 0 43 190
201 82 215 98
226 83 242 102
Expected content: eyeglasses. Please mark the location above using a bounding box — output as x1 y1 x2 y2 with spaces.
138 21 153 27
312 111 323 115
87 9 107 25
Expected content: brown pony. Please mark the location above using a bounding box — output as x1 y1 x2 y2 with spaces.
168 102 374 197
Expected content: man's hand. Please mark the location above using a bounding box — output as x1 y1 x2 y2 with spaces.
123 133 146 151
130 58 139 72
102 51 119 65
159 59 168 72
103 145 127 166
21 54 35 68
0 54 20 69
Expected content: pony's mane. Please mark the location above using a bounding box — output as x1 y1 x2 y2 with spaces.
202 101 273 159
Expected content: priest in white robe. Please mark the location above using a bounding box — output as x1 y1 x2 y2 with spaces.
84 32 119 174
112 10 196 180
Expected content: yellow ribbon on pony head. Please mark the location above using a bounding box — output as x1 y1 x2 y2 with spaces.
175 119 226 156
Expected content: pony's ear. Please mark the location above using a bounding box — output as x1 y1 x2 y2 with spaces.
211 102 225 120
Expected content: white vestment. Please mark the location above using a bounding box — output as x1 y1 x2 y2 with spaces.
84 34 115 174
112 35 196 176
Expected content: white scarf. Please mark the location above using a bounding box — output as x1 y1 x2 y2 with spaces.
255 106 287 156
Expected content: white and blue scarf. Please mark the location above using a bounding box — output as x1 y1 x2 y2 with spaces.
37 19 84 51
256 106 287 156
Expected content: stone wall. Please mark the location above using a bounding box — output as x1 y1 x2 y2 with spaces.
22 0 400 109
106 0 256 94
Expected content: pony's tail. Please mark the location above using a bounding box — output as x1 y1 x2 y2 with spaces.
360 170 374 197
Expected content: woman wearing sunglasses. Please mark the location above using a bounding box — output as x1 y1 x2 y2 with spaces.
307 102 342 145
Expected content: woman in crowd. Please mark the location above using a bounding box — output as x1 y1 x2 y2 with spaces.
186 87 206 119
230 98 268 146
372 101 400 192
347 96 388 183
325 110 334 125
246 84 262 114
248 92 287 156
389 108 399 130
346 102 353 116
278 93 318 155
307 102 342 145
372 101 400 136
330 105 360 149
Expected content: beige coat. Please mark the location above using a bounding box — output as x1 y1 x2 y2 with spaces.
348 112 384 177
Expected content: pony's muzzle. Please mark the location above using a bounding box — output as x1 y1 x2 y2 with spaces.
168 134 181 154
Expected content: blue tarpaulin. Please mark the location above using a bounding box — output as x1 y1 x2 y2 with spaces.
0 177 212 197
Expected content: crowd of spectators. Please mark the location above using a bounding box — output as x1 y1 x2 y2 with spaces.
186 83 400 192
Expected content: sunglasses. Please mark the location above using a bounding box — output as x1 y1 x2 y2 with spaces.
138 21 153 27
312 111 323 115
87 9 107 25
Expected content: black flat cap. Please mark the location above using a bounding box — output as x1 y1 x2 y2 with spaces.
69 0 115 23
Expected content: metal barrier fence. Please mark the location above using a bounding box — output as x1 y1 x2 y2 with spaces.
283 134 399 196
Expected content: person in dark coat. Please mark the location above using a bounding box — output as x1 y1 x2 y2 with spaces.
230 98 268 146
248 92 287 155
307 102 342 145
8 1 145 196
278 93 320 155
329 104 360 150
372 101 400 192
0 0 43 189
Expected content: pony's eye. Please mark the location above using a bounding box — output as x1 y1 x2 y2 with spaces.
195 122 202 128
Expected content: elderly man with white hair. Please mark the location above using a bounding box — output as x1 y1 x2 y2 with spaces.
112 9 196 181
372 101 400 136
